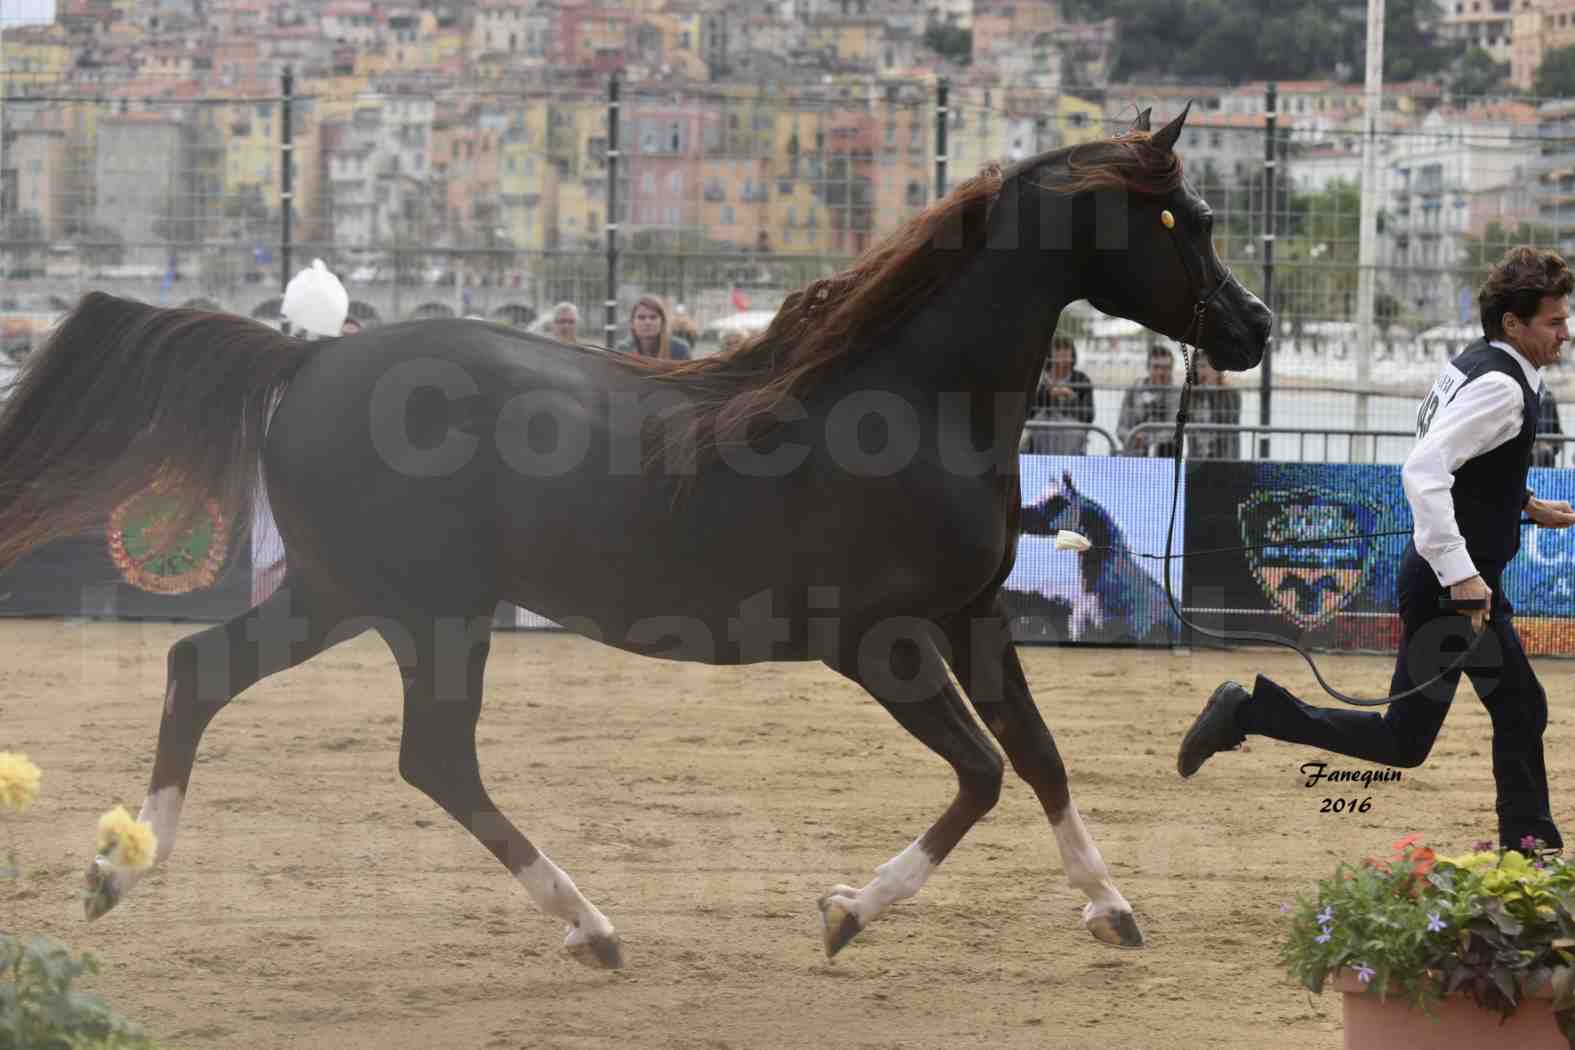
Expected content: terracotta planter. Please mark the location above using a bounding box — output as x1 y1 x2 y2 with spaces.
1332 971 1564 1049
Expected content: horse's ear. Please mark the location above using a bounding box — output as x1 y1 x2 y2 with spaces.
1132 107 1152 133
1061 469 1077 492
1152 101 1191 153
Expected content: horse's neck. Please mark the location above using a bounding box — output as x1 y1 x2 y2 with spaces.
893 198 1080 404
1081 508 1119 552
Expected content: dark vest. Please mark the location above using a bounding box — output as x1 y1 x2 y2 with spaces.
1417 340 1539 569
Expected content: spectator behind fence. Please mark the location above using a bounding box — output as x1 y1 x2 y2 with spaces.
1188 356 1243 460
670 305 700 349
1534 382 1563 467
550 301 580 344
1021 331 1095 455
616 295 691 361
1117 344 1181 457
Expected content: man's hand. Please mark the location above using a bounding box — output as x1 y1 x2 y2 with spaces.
1450 574 1493 634
1527 495 1575 529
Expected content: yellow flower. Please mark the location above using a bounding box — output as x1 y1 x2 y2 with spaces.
96 806 157 871
0 752 41 813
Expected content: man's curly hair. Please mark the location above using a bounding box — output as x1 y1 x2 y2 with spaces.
1478 246 1574 341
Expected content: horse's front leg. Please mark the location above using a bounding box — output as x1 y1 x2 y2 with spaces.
817 628 1004 958
944 596 1143 948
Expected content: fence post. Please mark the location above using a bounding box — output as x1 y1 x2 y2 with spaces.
1353 0 1386 462
934 77 949 201
280 66 294 295
605 72 621 348
1259 81 1276 459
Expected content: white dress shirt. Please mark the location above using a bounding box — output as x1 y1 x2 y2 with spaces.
1400 339 1541 587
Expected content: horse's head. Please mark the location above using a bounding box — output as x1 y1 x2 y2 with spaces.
1058 105 1271 373
1022 471 1114 549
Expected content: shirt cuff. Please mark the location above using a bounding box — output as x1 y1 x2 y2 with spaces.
1525 488 1534 509
1429 546 1479 588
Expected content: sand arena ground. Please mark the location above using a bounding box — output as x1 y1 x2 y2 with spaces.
5 620 1571 1049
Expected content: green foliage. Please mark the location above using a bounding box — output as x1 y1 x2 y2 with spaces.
1459 221 1566 277
1451 47 1511 101
2 762 162 1050
1280 836 1575 1046
0 935 161 1050
1536 46 1575 101
1276 179 1367 321
1056 0 1448 86
922 19 971 67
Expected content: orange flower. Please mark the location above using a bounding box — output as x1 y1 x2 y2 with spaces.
1392 833 1423 855
1410 847 1436 877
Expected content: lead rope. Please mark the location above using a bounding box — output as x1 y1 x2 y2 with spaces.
1137 215 1489 707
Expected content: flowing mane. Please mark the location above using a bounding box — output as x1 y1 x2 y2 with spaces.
605 130 1185 478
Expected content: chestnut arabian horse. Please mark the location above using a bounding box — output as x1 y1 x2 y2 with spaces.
0 106 1268 968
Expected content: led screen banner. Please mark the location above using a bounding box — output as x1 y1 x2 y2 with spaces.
1001 456 1186 645
1182 462 1575 657
7 457 1572 657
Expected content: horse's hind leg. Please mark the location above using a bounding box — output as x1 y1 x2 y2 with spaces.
817 629 1004 958
384 615 622 969
85 575 351 919
948 596 1142 948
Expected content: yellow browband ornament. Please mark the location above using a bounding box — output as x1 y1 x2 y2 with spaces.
1161 210 1175 229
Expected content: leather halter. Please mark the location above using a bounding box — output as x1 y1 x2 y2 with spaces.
1161 209 1231 449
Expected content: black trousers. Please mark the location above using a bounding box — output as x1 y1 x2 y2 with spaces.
1238 543 1561 851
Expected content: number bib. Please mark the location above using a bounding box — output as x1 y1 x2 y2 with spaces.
1415 363 1465 439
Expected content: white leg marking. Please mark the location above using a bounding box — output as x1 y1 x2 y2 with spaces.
1050 802 1130 921
137 785 184 866
825 838 938 926
514 851 616 947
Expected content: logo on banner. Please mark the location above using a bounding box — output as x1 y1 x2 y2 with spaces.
107 487 230 594
1238 487 1382 629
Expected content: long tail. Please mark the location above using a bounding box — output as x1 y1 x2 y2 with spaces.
0 292 317 573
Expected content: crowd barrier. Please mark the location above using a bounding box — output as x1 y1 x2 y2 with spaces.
4 455 1573 657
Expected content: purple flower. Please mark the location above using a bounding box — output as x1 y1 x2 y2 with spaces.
1315 925 1333 944
1316 905 1334 925
1522 835 1540 851
1279 902 1291 914
1474 840 1495 853
1427 912 1446 933
1354 962 1376 984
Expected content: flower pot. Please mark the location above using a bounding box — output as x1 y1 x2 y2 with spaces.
1332 972 1565 1050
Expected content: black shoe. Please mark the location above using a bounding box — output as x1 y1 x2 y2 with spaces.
1177 680 1250 779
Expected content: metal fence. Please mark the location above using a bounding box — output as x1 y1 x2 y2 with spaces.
6 71 1575 431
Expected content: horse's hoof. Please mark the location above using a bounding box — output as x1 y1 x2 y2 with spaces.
82 857 121 921
1085 906 1144 948
817 895 863 959
565 930 624 970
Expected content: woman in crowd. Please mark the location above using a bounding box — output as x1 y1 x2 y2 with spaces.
616 295 691 361
1021 331 1096 455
